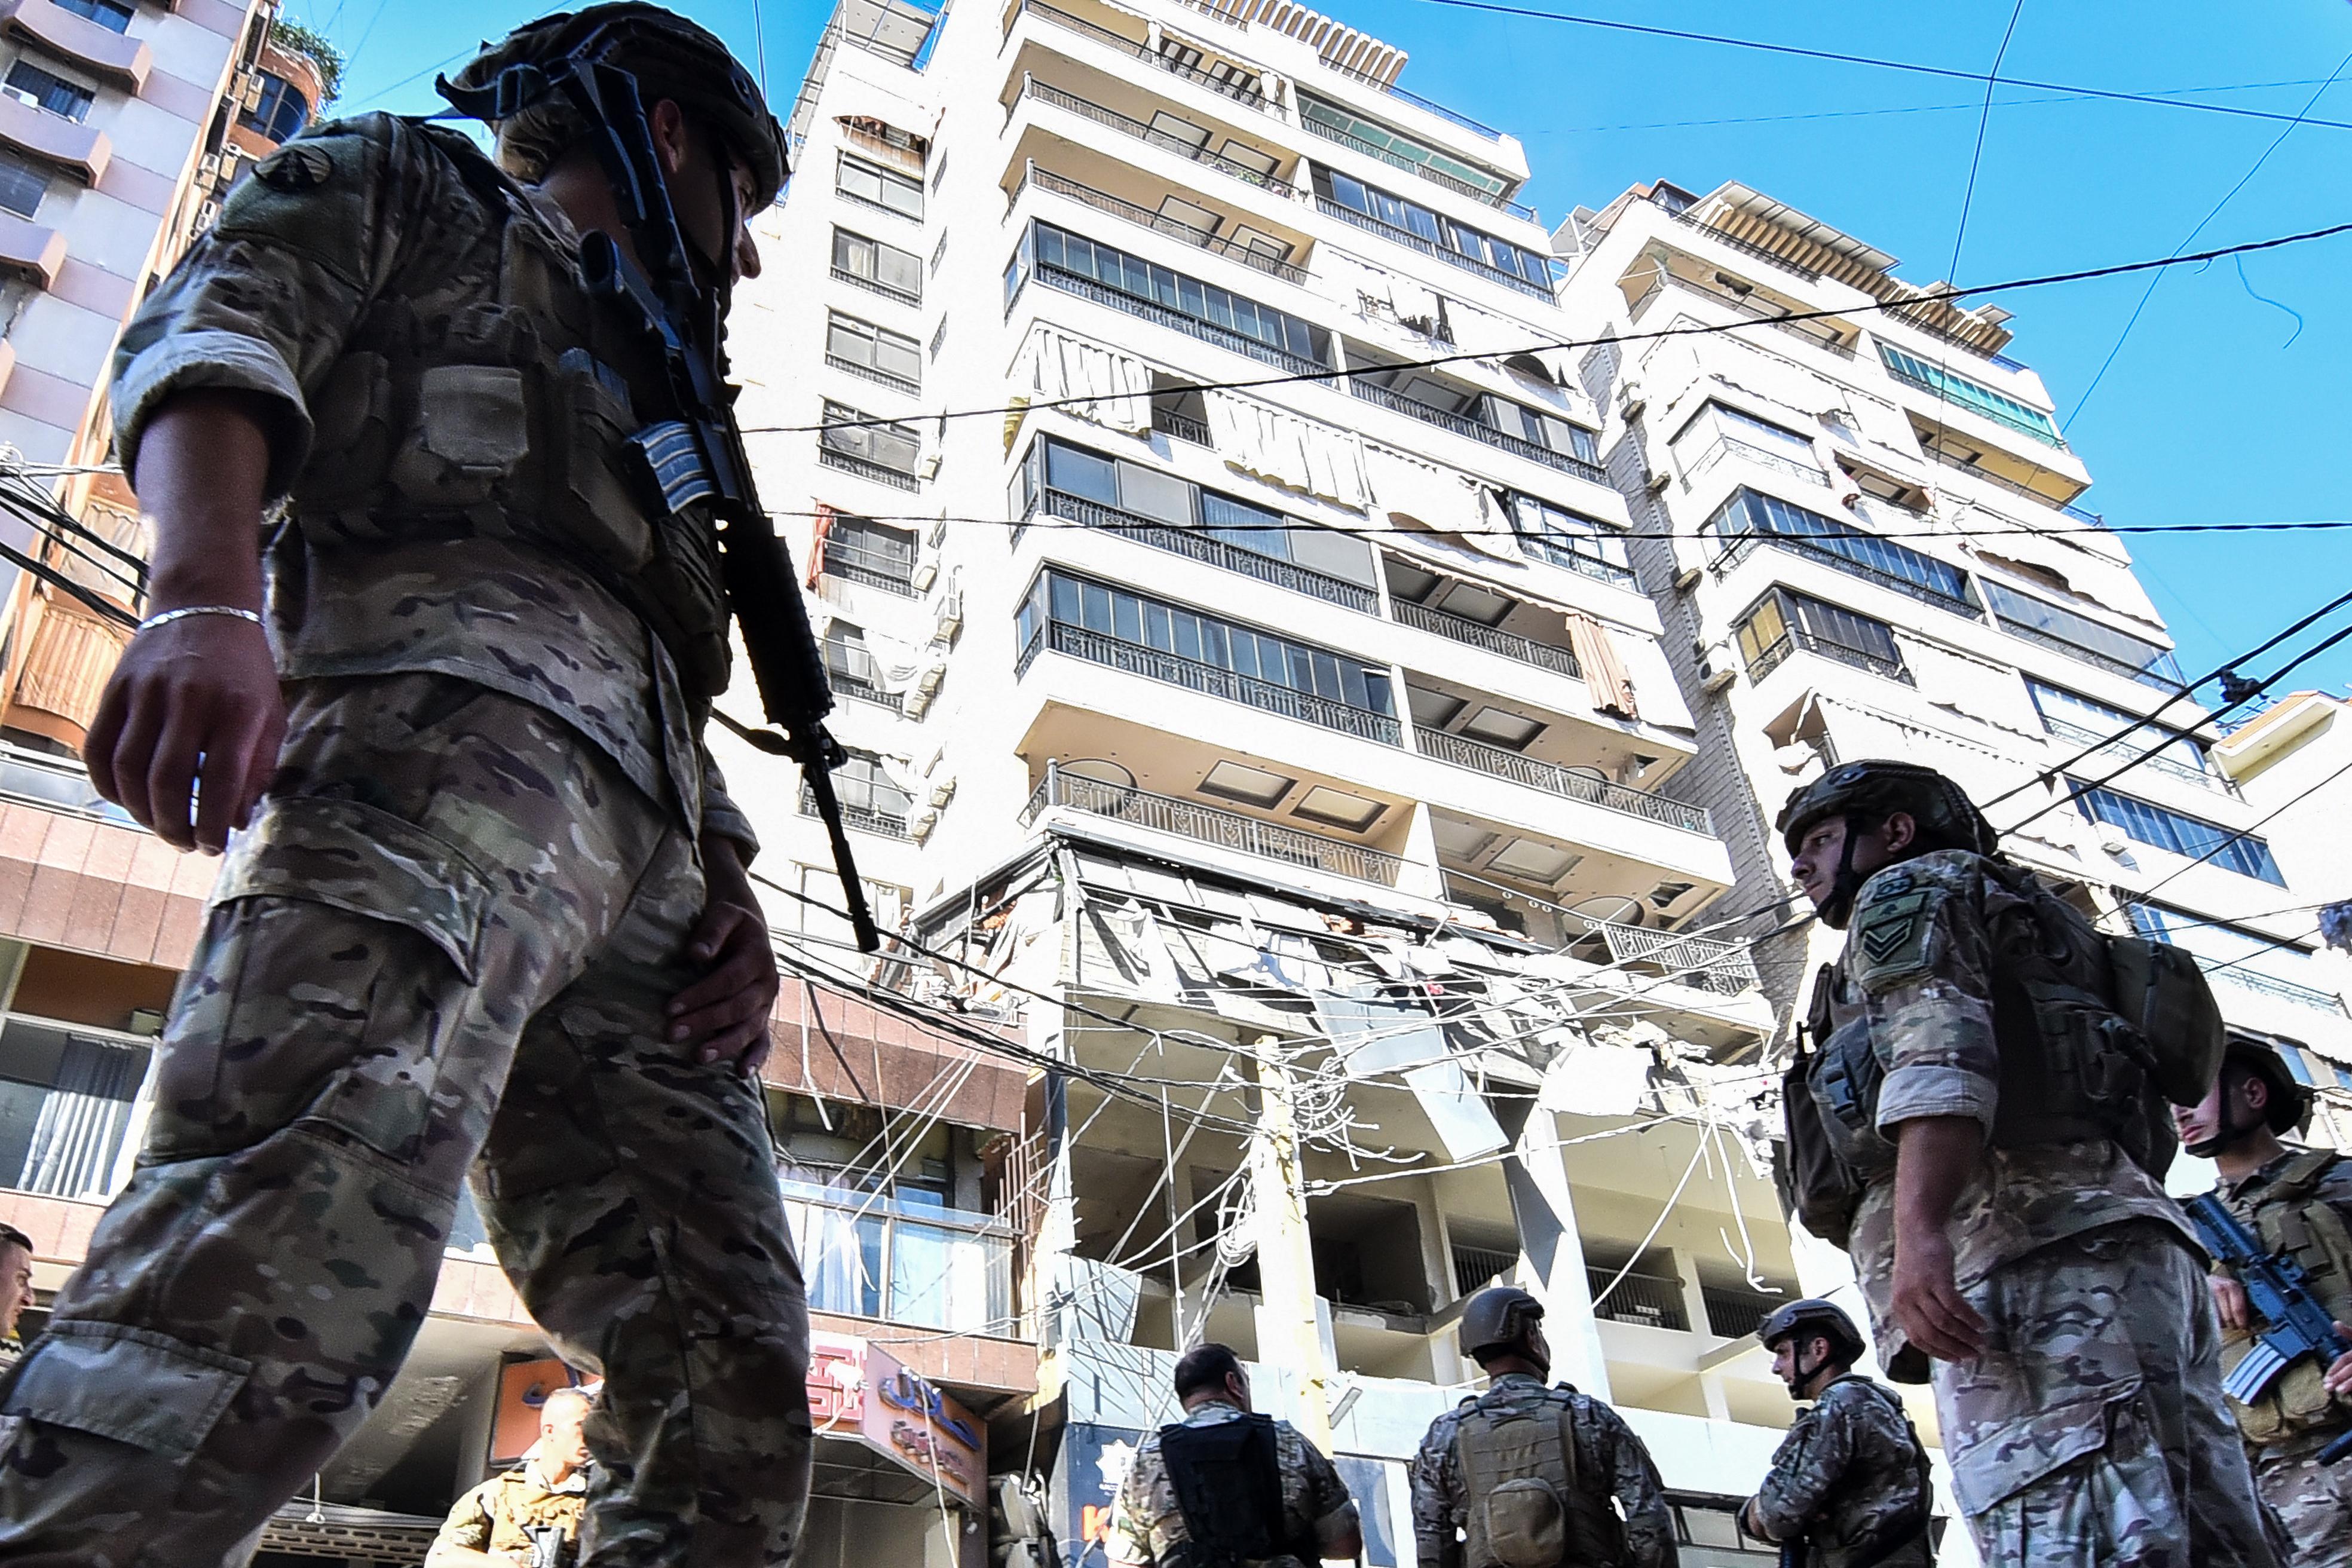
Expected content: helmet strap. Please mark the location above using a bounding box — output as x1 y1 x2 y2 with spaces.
1817 814 1867 929
2183 1072 2273 1159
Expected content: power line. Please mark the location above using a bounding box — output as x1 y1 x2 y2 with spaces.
1535 76 2351 136
2123 753 2352 907
1946 0 2028 284
743 216 2352 436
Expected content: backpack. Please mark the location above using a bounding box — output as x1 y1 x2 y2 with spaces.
1451 1389 1624 1568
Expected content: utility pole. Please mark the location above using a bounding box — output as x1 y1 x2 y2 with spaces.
1250 1036 1334 1453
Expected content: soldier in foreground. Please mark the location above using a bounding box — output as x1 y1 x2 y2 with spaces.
428 1385 596 1568
0 8 812 1562
2177 1034 2352 1562
1102 1342 1364 1568
1777 760 2276 1565
1411 1285 1677 1568
1740 1299 1932 1568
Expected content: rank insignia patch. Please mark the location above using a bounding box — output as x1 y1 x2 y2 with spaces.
1852 888 1936 986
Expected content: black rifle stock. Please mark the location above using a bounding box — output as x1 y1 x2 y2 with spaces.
2186 1192 2352 1465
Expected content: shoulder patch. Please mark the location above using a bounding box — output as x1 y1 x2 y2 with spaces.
1850 886 1939 990
255 142 335 192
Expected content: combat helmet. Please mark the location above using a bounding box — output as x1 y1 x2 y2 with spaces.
1777 760 1999 927
1756 1298 1865 1363
443 5 789 202
1459 1285 1546 1369
2185 1034 2316 1157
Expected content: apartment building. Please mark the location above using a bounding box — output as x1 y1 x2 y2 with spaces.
720 1 1938 1561
1551 181 2352 1225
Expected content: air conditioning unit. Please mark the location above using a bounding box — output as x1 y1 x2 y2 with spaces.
914 659 947 694
195 200 221 232
1698 645 1738 693
917 453 943 480
911 559 938 592
928 776 957 808
1 87 40 110
240 74 264 111
1616 382 1646 421
909 807 941 842
931 591 963 643
1643 469 1673 495
197 153 223 182
1672 565 1702 592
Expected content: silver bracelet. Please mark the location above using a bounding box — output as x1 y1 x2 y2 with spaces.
136 605 264 635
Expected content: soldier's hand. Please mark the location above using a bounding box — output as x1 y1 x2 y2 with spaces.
1889 1230 1985 1362
2327 1323 2352 1398
84 611 284 855
2209 1274 2250 1333
667 836 779 1077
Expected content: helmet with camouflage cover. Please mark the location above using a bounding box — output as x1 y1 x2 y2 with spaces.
2182 1034 2316 1157
445 4 788 202
1777 760 1999 927
1459 1285 1546 1369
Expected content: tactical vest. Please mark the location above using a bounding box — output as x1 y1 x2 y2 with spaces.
1450 1387 1625 1568
288 121 733 700
1781 858 2179 1248
2222 1150 2352 1450
1157 1414 1317 1568
1805 1380 1934 1568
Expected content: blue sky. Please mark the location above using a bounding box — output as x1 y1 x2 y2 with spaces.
296 0 2352 701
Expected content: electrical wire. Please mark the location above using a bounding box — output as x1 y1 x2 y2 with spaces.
2118 754 2352 909
1946 0 2028 284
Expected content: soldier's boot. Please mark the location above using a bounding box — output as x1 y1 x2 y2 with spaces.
477 853 813 1568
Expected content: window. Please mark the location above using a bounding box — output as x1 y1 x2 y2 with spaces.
1020 222 1331 369
1309 167 1554 290
2076 783 2283 884
929 229 948 274
929 148 949 189
1707 488 1979 615
238 70 310 143
836 152 922 220
0 154 50 219
833 749 914 828
1983 580 2183 687
831 227 921 304
823 620 889 699
818 400 921 485
927 317 946 360
1295 93 1509 198
3 61 93 122
2026 680 2210 779
1484 396 1596 462
1878 342 2065 446
1735 587 1907 682
0 1018 150 1200
1509 494 1634 587
824 514 917 593
53 0 133 31
826 311 922 393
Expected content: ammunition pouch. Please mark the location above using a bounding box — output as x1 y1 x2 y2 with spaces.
1451 1389 1624 1568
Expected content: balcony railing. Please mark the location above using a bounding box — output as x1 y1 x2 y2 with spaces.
1702 1286 1785 1340
817 445 920 491
783 1181 1019 1336
1024 620 1404 745
2040 717 2223 791
2202 961 2348 1016
827 669 906 712
801 786 914 838
0 740 131 824
1321 57 1502 142
1881 356 2066 448
1315 196 1554 302
823 544 921 597
1713 531 1982 621
1020 79 1296 198
1392 598 1581 679
1024 767 1405 886
1451 1242 1515 1298
1993 615 2177 693
1348 379 1604 483
1746 630 1912 687
1922 446 2102 525
1589 1268 1687 1331
1034 264 1327 375
1594 920 1760 997
1152 405 1212 445
1034 488 1376 612
825 351 921 396
1017 1 1276 115
1019 166 1308 285
1678 433 1826 494
1415 728 1717 836
829 264 921 308
1297 113 1532 219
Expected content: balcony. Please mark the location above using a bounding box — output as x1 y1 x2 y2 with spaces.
2201 962 2347 1016
1713 529 1980 621
1923 446 2101 525
2040 716 2223 792
1023 767 1404 886
0 93 106 183
1348 380 1604 483
800 785 913 839
1745 627 1912 686
783 1181 1018 1336
1032 488 1376 613
1017 166 1307 286
7 0 149 90
1151 403 1211 445
824 351 920 397
1315 195 1552 302
830 264 920 308
0 737 131 825
1031 262 1324 375
1415 728 1716 837
1014 1 1275 116
1665 207 1819 283
1880 345 2066 450
1020 621 1402 745
1392 598 1579 679
0 210 63 287
1321 57 1503 142
1678 433 1824 494
1016 79 1294 199
828 670 905 712
817 446 919 492
1591 920 1760 997
1296 110 1530 219
1589 1268 1686 1331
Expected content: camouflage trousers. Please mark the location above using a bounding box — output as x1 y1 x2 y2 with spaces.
0 673 811 1566
2254 1438 2352 1568
1935 1219 2278 1567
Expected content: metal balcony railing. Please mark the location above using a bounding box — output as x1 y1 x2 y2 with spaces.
1712 530 1982 621
1592 920 1760 996
1019 79 1296 198
1033 264 1328 375
826 669 906 712
1035 489 1376 612
1392 598 1580 679
1019 166 1309 285
1023 767 1404 886
1702 1287 1784 1340
1450 1243 1516 1298
1414 728 1717 836
825 351 921 396
2039 717 2224 792
1315 196 1554 302
2202 962 2348 1016
1347 379 1604 483
1589 1268 1687 1331
829 264 921 308
1745 629 1912 687
801 785 914 838
822 544 921 597
1922 446 2102 525
1016 1 1276 115
1296 113 1532 219
1321 57 1503 141
1024 620 1403 745
817 445 920 492
1152 405 1212 445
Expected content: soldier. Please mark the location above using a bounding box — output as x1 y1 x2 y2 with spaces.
1102 1342 1364 1568
1740 1298 1932 1567
2176 1034 2352 1562
1411 1286 1677 1568
428 1385 596 1567
0 1221 31 1374
0 8 812 1563
1775 758 2277 1566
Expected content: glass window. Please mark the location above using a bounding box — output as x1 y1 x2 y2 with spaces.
1043 441 1117 506
827 515 915 586
1511 494 1633 583
837 750 913 819
1878 342 2065 446
1709 488 1977 611
1295 93 1510 197
4 61 93 122
2026 680 2208 775
819 400 920 474
1713 403 1818 458
836 152 923 219
0 154 48 220
826 311 921 388
54 0 132 31
1027 222 1329 366
2077 784 2284 884
238 70 309 142
832 228 921 300
1984 580 2182 683
1035 571 1389 708
1201 492 1289 559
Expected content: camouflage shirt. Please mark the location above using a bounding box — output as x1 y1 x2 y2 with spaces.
1746 1376 1930 1564
1103 1399 1358 1568
1830 851 2195 1373
425 1458 589 1564
1410 1373 1677 1568
108 114 755 855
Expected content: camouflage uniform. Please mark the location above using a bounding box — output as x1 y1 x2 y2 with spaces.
0 114 811 1564
1746 1375 1930 1568
2210 1149 2352 1567
1103 1398 1359 1567
1823 850 2276 1566
428 1457 592 1565
1410 1371 1677 1568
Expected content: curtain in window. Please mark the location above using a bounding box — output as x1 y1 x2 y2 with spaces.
784 1193 884 1318
18 1037 146 1199
1364 444 1475 532
1205 393 1369 510
1023 327 1150 433
1564 611 1639 721
805 503 837 588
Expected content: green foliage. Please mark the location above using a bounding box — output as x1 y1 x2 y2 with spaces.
267 19 344 106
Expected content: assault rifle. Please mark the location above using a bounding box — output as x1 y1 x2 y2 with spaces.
2186 1192 2352 1464
438 53 880 953
523 1523 575 1568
